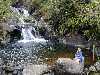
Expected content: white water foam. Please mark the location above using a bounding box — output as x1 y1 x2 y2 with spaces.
11 6 47 44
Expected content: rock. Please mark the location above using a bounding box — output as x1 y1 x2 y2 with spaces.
54 58 84 74
0 23 11 44
94 61 100 71
84 68 90 75
0 58 3 75
89 65 96 72
13 70 18 75
23 64 48 75
88 61 100 73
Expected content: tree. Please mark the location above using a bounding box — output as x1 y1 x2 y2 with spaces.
38 0 100 40
0 0 100 40
0 0 13 22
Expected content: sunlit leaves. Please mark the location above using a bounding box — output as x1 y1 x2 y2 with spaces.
0 0 12 22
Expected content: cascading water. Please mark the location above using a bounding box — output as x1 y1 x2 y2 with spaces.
0 6 48 66
18 27 35 43
10 6 47 43
18 26 47 43
0 4 50 75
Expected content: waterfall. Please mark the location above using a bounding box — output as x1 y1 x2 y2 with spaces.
18 26 47 43
10 6 47 43
21 27 35 40
0 5 49 75
18 27 35 43
22 8 29 17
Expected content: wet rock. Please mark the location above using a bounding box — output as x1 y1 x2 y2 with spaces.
54 58 84 74
0 62 24 75
13 64 23 75
42 58 85 75
13 70 18 75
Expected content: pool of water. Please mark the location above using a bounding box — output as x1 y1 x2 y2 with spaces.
0 42 48 65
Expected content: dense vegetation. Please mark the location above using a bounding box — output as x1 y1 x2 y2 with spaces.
0 0 100 40
37 0 100 40
0 0 12 22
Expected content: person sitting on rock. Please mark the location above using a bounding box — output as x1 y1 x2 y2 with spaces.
74 48 84 64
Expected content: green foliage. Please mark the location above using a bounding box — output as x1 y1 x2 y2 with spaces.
0 0 13 22
0 0 100 40
40 0 76 35
37 0 100 40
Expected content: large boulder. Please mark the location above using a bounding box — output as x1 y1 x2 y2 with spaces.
54 58 84 74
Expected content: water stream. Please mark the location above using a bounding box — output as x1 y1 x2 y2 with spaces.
0 5 48 67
